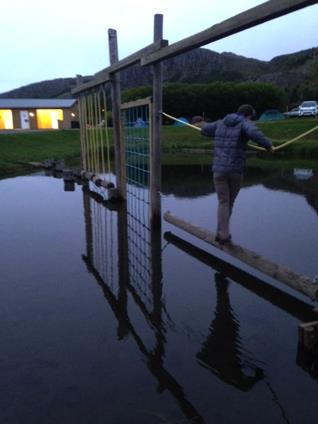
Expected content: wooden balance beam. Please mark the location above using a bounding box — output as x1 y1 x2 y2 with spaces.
164 211 318 301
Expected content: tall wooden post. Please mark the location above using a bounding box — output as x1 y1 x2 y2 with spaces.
150 14 163 228
108 29 126 199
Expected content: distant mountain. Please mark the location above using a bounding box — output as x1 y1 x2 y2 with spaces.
1 47 317 103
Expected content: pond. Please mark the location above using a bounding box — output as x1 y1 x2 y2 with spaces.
1 164 318 424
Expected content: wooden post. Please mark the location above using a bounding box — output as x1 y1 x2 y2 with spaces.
299 321 318 350
76 75 85 170
150 14 163 228
108 29 126 199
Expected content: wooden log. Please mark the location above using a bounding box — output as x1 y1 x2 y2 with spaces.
80 171 115 189
164 211 318 300
62 169 74 181
43 159 56 169
28 161 45 168
164 231 317 323
54 160 65 172
81 171 95 181
141 0 317 65
99 179 115 189
299 321 318 350
108 187 121 200
64 180 75 192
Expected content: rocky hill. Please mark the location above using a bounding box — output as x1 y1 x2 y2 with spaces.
1 47 317 103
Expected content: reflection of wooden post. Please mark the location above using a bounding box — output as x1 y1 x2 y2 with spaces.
108 29 126 199
150 14 163 228
151 226 163 327
83 186 94 262
117 202 129 339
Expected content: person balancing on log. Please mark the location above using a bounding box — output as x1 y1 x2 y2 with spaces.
194 104 274 245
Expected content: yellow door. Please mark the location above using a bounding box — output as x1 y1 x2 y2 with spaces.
36 109 63 129
0 110 14 129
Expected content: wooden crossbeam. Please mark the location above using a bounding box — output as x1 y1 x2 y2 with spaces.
164 211 318 301
141 0 318 65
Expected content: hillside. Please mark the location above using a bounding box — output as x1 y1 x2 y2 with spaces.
1 47 317 103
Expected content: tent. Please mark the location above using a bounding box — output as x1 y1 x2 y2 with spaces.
259 109 285 121
134 117 147 128
174 117 189 126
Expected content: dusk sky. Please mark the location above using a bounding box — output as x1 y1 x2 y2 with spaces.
1 0 317 94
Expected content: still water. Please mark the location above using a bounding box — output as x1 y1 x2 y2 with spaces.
1 165 318 424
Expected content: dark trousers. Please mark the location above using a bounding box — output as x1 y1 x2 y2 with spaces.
213 172 243 239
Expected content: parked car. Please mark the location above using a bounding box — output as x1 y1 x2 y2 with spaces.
284 107 300 118
299 100 318 117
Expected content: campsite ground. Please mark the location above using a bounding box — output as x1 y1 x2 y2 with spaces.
0 118 317 177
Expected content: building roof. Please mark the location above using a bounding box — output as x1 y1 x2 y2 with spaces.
0 98 77 109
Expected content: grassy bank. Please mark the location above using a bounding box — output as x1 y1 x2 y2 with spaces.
0 118 317 177
161 118 318 153
0 130 82 176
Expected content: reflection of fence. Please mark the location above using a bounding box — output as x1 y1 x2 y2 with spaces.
79 184 318 421
81 182 206 422
83 187 118 290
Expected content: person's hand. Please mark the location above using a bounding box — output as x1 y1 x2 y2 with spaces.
191 116 204 126
193 121 205 128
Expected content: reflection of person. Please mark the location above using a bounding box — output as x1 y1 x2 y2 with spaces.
197 273 264 391
195 104 273 244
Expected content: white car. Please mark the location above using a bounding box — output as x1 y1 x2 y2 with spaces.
299 100 318 117
284 107 300 118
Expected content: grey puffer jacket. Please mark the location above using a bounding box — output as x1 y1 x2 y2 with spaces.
201 113 272 174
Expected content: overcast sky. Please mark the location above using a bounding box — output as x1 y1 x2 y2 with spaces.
1 0 317 94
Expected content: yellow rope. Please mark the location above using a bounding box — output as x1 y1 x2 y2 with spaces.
161 111 318 152
78 96 87 170
84 96 91 171
162 112 201 131
273 125 318 151
97 88 106 175
93 91 101 174
102 88 111 175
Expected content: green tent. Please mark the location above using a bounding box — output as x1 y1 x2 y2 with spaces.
259 109 285 121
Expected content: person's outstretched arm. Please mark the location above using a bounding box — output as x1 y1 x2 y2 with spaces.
242 120 273 151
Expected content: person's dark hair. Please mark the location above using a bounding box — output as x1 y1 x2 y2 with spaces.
237 104 256 119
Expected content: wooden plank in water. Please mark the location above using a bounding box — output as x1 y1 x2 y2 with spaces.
164 231 317 323
164 211 318 301
28 161 45 168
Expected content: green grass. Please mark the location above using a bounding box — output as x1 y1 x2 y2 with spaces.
0 118 317 177
162 118 318 150
0 130 82 176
